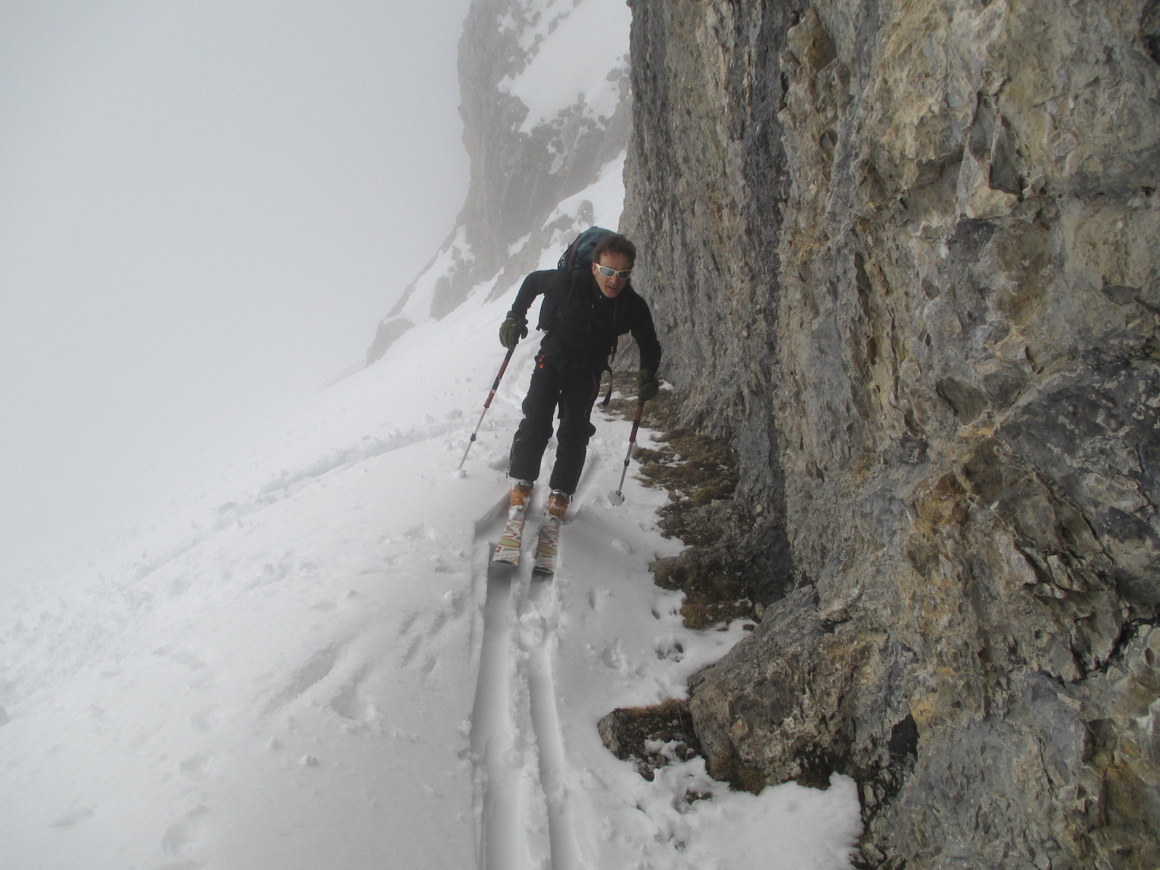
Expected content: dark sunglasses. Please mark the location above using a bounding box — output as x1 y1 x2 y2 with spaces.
594 264 632 280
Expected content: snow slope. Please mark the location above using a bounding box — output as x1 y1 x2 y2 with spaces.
500 0 630 134
0 171 861 868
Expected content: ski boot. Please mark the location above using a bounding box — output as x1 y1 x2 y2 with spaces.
493 480 533 568
534 490 570 577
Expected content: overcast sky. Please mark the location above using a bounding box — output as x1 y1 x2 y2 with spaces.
0 1 472 566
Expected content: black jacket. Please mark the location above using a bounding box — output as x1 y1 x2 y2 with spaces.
508 269 662 375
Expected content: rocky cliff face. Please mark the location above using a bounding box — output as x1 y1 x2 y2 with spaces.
367 0 631 362
622 1 1160 867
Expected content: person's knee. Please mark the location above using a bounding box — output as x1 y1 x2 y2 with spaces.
518 415 554 442
556 418 595 441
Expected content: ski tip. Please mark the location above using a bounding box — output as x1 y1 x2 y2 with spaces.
487 541 519 582
488 559 517 583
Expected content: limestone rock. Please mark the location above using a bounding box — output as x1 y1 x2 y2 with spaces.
623 0 1160 866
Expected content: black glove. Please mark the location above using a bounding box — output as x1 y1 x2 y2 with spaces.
636 369 659 402
499 313 528 349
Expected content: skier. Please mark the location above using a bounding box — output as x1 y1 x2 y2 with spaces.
498 231 661 529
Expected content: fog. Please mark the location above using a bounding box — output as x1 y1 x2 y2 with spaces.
0 1 471 571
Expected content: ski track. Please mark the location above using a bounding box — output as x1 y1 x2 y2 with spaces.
524 581 582 870
469 489 584 870
81 418 466 595
470 559 525 870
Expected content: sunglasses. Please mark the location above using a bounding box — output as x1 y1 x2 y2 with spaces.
594 264 632 280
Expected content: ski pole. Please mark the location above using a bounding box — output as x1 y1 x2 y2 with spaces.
609 400 645 505
458 345 516 470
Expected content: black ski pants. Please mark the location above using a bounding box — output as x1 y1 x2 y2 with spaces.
508 353 600 496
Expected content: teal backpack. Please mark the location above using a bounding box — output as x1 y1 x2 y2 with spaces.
557 226 616 271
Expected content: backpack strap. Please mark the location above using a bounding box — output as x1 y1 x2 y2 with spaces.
600 364 614 408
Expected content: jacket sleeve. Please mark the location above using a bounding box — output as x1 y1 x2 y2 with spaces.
631 296 662 374
508 270 551 321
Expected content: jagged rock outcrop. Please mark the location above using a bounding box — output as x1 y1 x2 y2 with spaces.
623 1 1160 867
368 0 631 363
455 0 630 297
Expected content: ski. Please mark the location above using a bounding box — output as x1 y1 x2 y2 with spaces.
531 516 561 579
490 505 527 577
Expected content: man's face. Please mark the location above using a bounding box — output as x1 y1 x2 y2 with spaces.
592 251 633 299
